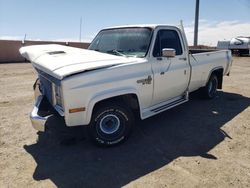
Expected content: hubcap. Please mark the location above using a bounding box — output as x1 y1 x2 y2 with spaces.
99 114 120 134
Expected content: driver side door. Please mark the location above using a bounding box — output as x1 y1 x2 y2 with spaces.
150 27 190 105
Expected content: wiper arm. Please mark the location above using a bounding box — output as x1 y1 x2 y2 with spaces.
106 49 126 57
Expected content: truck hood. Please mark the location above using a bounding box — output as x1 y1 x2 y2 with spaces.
20 44 137 80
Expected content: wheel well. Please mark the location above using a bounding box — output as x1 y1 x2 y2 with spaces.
211 68 223 89
93 94 140 116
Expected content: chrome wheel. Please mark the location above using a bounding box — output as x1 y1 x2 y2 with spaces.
99 114 120 134
90 104 133 146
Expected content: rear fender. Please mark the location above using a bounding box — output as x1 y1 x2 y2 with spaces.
206 67 224 89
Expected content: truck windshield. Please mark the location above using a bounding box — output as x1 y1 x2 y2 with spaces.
88 28 152 57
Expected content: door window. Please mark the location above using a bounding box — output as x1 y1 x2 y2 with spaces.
153 30 183 57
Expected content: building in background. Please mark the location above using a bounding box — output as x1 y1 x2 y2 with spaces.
0 40 90 63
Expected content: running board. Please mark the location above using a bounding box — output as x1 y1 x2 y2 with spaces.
141 95 188 120
151 97 187 113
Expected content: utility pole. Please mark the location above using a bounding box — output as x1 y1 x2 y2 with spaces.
79 17 82 42
194 0 200 46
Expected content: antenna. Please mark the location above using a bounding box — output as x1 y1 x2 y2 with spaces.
180 20 184 32
194 0 200 46
79 17 82 42
22 33 27 45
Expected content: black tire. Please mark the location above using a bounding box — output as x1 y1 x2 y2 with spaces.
89 103 134 146
202 74 218 99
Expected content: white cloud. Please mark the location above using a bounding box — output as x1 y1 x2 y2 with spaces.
0 35 94 43
2 21 250 46
184 20 250 46
0 35 23 40
54 38 79 42
55 35 95 43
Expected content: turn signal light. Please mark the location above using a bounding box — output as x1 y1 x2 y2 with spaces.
69 107 85 113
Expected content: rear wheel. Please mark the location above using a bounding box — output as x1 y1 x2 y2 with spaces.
202 74 218 99
89 103 133 146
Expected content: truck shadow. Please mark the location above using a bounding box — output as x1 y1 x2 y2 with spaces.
24 91 250 188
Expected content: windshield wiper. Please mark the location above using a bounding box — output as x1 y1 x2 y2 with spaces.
106 49 126 57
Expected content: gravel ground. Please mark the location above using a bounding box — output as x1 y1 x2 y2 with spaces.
0 57 250 188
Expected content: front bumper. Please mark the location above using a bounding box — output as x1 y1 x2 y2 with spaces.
30 95 53 132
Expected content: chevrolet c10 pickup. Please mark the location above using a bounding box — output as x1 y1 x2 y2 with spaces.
20 24 232 146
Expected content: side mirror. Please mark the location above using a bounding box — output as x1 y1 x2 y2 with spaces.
162 48 176 58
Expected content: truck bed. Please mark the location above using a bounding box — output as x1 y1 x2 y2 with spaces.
188 49 232 92
189 49 218 54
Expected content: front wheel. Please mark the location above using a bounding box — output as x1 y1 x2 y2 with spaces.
89 103 133 146
202 74 218 99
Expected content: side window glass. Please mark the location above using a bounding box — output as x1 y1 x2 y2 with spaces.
153 30 183 57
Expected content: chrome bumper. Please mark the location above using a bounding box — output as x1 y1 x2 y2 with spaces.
30 95 52 132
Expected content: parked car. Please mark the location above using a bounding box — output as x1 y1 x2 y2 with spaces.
20 24 232 146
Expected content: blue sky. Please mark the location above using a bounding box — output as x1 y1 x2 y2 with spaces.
0 0 250 45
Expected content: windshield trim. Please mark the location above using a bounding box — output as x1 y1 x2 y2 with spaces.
88 27 154 58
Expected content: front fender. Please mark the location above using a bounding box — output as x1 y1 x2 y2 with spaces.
85 87 141 124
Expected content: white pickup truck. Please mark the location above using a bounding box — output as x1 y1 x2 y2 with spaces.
20 24 232 146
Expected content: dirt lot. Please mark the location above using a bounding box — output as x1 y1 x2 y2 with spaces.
0 57 250 188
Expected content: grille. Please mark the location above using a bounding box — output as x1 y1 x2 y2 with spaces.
39 75 53 104
36 68 61 106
